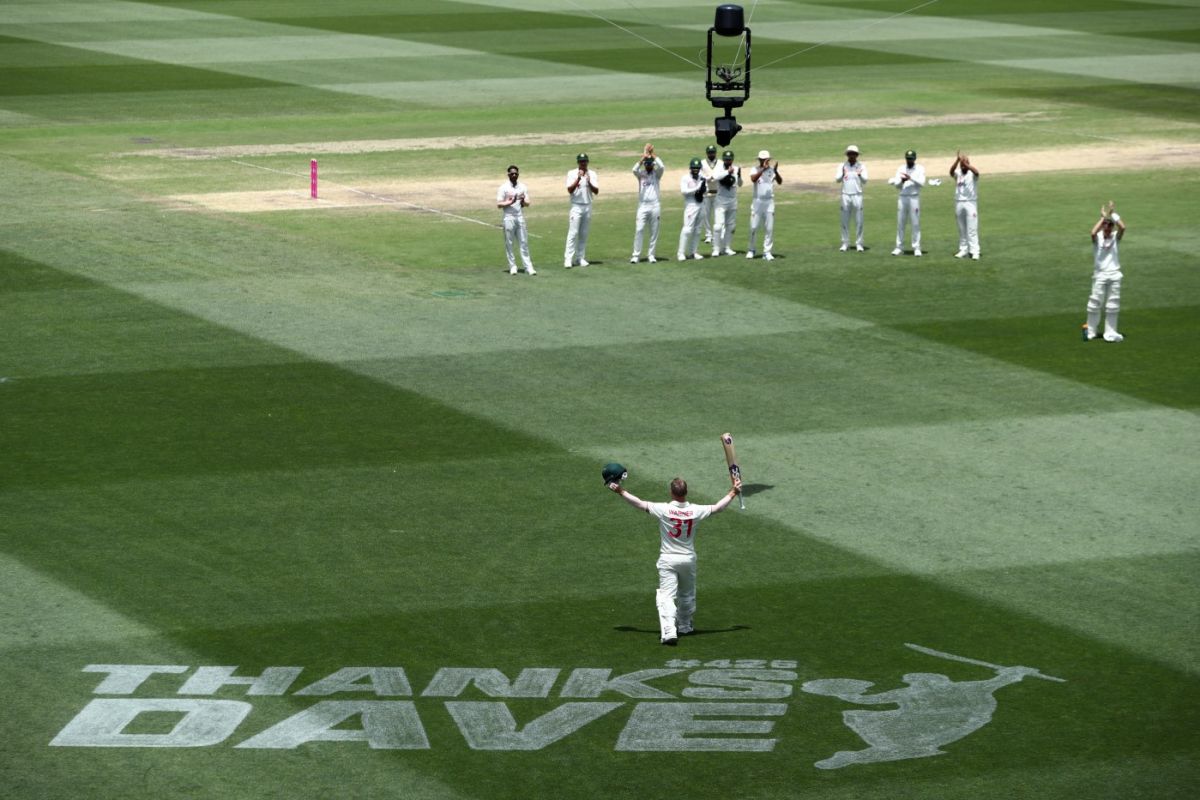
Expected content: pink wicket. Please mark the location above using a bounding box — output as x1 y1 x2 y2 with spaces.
310 159 318 199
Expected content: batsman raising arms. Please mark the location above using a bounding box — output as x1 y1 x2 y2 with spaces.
605 466 741 646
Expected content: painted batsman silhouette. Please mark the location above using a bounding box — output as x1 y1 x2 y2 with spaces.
802 643 1066 770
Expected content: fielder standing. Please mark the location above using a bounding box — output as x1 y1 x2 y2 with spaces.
1085 202 1126 342
836 145 868 251
888 149 924 257
950 151 980 260
747 149 782 261
700 144 720 244
564 153 599 268
630 143 664 263
608 475 742 646
497 165 536 276
677 158 707 261
712 149 743 257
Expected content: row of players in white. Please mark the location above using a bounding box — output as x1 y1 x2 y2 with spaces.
502 158 1123 342
498 150 982 273
837 146 981 259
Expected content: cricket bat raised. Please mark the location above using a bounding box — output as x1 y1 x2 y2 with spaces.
720 432 746 510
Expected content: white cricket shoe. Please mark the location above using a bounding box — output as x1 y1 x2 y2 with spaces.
914 248 922 257
855 245 864 252
526 267 536 276
704 235 712 244
746 251 755 259
630 256 638 263
764 253 775 261
1103 331 1124 342
839 244 848 252
891 247 902 256
648 255 657 263
712 249 721 257
724 248 736 256
564 260 573 268
693 253 705 260
970 254 979 260
578 259 589 267
509 268 517 275
677 253 686 261
954 249 967 258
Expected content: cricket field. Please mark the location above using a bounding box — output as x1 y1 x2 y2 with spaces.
1 1 1198 798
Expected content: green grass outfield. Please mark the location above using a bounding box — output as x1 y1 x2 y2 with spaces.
2 1 1199 798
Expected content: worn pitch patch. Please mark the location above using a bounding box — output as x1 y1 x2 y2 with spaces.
168 139 1200 214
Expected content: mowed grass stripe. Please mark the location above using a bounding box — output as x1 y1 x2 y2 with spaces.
984 53 1200 86
348 326 1154 447
55 33 479 63
0 554 157 650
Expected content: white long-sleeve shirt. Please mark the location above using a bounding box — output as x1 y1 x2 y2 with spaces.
681 172 705 203
713 163 742 201
751 165 779 202
953 168 978 202
1093 233 1122 278
888 163 925 197
632 157 664 205
836 161 868 195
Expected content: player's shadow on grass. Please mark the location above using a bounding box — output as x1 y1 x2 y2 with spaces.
741 482 772 497
614 625 750 637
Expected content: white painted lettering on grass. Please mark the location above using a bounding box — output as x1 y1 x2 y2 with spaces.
293 667 413 696
616 703 787 752
51 698 250 748
51 647 1066 762
178 666 304 696
446 702 622 750
421 668 561 698
237 701 429 750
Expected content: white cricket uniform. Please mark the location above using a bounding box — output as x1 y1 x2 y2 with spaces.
953 168 979 257
645 500 715 641
711 162 742 255
497 180 534 272
678 172 706 258
700 157 720 241
748 164 778 256
564 168 598 266
631 157 664 260
1087 230 1123 339
836 160 868 247
888 163 925 250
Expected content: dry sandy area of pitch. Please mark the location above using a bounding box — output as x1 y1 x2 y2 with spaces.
171 138 1200 214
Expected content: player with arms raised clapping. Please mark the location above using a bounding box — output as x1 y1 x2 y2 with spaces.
605 466 741 646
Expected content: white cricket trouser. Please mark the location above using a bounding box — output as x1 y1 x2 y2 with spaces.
841 194 864 247
632 202 661 258
1086 275 1122 336
713 199 737 253
503 216 532 269
656 553 696 640
955 200 979 256
702 192 715 239
678 201 704 257
896 195 921 249
564 204 591 264
748 199 775 255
